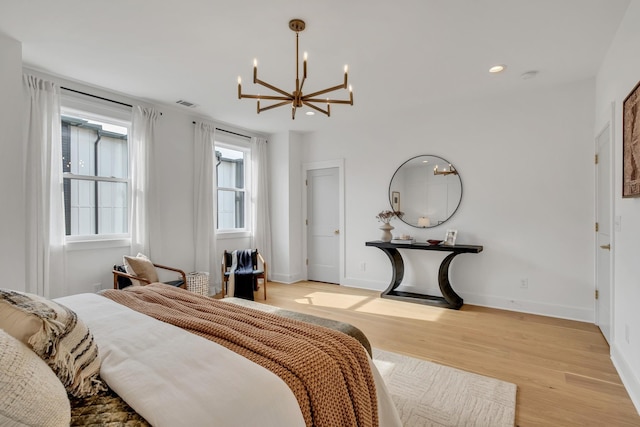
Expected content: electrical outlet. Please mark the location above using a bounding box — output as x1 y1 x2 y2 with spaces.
520 278 528 289
92 283 102 292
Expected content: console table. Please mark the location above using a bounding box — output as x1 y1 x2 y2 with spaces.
365 241 483 309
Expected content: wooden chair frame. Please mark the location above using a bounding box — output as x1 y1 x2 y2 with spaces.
221 250 267 299
113 263 187 289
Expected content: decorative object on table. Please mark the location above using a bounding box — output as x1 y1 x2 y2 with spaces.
623 79 640 198
237 19 353 119
427 239 443 245
389 155 462 229
376 210 404 242
443 229 458 246
186 272 209 296
391 234 415 244
391 191 400 211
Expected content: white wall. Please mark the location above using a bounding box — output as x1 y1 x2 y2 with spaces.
269 131 304 283
0 34 25 291
300 79 596 321
596 0 640 412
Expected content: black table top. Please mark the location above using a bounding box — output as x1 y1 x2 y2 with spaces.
365 240 483 253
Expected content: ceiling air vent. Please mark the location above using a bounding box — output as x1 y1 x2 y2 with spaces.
175 99 198 108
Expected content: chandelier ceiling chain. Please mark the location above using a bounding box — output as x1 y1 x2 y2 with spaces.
237 19 353 119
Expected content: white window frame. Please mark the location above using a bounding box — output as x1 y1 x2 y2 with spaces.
61 95 132 244
215 133 252 239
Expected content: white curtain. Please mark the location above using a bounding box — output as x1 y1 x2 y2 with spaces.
193 122 219 293
250 137 272 268
130 106 161 257
23 74 65 298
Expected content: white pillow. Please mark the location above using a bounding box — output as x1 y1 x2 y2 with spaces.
0 328 71 427
124 252 158 286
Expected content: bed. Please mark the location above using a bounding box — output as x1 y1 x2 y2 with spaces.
0 283 401 427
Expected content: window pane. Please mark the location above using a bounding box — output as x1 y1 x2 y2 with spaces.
216 148 244 190
217 189 245 229
64 178 128 236
98 181 128 234
62 116 128 179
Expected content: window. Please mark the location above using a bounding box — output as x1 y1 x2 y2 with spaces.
215 135 251 233
61 109 130 238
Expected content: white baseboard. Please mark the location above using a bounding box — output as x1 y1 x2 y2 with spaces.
611 344 640 415
269 272 304 284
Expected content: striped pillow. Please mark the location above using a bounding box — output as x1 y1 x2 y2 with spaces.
0 289 104 398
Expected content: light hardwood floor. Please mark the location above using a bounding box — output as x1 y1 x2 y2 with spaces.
249 281 640 427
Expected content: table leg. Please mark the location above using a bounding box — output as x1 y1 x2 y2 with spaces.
438 253 464 309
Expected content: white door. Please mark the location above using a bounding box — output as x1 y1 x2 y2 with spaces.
596 123 612 344
307 168 340 284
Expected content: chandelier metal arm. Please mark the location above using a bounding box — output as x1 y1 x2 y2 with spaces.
253 78 292 99
258 100 292 113
302 83 348 100
303 101 330 117
305 97 353 105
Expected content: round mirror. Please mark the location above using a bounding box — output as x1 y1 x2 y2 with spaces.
389 155 462 228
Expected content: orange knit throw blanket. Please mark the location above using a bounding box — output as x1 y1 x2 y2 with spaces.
100 284 378 427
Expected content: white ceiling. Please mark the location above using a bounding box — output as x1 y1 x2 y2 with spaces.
0 0 631 134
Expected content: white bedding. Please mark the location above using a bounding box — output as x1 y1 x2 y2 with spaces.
56 293 401 427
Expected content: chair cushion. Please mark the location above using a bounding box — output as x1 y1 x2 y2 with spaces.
0 289 104 398
0 329 71 427
124 253 158 285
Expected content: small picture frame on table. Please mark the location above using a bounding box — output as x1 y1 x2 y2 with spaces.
443 229 457 246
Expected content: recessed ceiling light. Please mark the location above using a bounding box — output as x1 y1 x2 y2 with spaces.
489 64 506 73
306 111 315 116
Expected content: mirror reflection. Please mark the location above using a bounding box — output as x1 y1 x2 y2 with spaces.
389 155 462 228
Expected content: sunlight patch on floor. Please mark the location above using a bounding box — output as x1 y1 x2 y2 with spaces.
294 292 370 309
293 291 444 322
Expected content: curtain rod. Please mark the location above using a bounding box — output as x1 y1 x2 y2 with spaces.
192 121 252 140
61 87 133 108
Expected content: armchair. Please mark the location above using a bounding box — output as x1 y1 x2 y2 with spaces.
113 254 186 290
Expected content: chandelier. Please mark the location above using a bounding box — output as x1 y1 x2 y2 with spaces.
237 19 353 119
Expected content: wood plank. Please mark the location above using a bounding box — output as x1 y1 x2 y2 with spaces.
238 281 640 427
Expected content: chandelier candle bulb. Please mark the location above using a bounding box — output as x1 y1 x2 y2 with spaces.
253 59 257 82
237 76 241 99
303 52 308 78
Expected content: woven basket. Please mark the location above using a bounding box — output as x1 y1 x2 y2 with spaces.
186 272 209 296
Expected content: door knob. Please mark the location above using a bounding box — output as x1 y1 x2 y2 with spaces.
334 229 340 235
600 244 611 250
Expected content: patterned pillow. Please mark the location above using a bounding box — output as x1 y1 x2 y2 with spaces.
124 253 158 286
0 329 71 426
0 289 104 398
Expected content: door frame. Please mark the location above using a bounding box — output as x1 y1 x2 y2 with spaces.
594 101 615 341
302 159 345 284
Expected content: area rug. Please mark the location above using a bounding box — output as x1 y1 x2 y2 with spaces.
373 349 516 427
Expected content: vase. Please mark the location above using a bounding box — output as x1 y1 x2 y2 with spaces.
379 223 394 242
